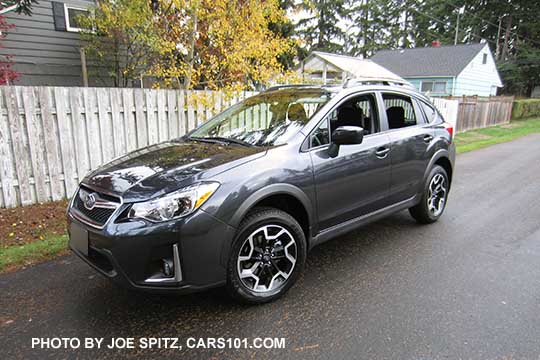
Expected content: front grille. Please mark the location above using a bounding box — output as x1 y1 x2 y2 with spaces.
72 186 121 227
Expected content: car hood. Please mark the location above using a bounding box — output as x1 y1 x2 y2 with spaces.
82 140 266 202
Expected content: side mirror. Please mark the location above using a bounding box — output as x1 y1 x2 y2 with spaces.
328 126 364 157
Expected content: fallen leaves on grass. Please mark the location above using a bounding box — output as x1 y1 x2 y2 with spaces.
0 200 68 248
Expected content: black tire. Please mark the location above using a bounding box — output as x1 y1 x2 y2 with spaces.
409 165 449 224
226 207 306 304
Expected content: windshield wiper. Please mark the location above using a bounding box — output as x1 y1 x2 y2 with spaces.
188 136 254 147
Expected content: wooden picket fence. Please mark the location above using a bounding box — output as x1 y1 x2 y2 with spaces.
0 86 511 208
446 96 515 132
431 97 459 131
0 86 256 208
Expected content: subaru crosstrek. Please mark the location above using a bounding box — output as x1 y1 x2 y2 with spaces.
68 81 455 303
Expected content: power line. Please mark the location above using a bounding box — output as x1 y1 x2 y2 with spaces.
438 0 540 47
409 7 498 47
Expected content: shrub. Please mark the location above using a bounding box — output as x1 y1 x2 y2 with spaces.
512 99 540 120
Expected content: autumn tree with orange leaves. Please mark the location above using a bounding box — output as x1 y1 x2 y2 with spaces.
80 0 294 89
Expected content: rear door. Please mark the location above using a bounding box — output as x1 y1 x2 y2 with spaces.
308 92 392 231
380 92 435 204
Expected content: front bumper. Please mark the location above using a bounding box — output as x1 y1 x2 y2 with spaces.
67 208 236 294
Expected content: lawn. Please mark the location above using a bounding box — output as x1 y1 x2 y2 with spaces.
0 118 538 274
0 234 68 273
455 118 540 153
0 200 68 273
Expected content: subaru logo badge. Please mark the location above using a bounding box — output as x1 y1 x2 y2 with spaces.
84 193 97 210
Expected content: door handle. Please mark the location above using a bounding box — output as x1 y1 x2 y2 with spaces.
423 134 434 143
375 147 390 158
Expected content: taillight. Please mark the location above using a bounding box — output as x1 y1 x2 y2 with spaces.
444 122 454 141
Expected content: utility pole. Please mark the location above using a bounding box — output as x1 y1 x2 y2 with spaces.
495 17 502 60
501 15 513 61
454 7 464 45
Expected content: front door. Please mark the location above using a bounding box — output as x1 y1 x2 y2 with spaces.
309 92 392 231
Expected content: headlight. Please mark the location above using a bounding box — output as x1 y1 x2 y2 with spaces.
128 182 220 222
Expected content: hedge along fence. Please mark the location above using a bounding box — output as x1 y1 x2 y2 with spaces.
0 86 256 208
511 99 540 120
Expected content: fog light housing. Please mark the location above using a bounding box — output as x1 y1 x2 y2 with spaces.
162 259 174 277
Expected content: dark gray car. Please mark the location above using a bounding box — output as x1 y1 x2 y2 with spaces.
67 81 455 303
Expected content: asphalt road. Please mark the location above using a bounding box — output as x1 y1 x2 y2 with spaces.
2 134 540 360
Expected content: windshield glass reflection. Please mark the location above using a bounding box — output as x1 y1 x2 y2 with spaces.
189 88 334 146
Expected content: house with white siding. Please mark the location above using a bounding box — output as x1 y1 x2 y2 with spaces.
298 51 406 85
371 43 503 97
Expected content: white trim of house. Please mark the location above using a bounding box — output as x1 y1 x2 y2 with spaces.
0 4 17 14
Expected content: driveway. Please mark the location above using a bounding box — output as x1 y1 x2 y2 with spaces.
2 134 540 360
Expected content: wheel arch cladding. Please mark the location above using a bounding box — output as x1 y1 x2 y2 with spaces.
254 194 310 243
424 149 453 186
434 156 453 184
230 184 313 244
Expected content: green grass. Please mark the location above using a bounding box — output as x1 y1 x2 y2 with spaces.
0 234 68 273
455 118 540 154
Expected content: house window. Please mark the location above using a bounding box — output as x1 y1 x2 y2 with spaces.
64 4 91 32
421 81 447 94
482 53 488 64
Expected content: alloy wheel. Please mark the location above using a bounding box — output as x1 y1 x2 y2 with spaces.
237 224 297 293
427 173 447 217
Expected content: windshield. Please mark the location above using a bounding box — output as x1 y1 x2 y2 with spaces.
188 88 334 146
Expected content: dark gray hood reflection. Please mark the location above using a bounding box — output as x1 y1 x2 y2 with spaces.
83 141 266 201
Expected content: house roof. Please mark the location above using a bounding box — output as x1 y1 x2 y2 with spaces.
305 51 406 82
370 43 488 77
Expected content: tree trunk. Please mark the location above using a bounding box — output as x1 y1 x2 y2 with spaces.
317 6 325 49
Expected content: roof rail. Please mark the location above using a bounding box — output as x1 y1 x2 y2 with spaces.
343 77 414 89
266 84 321 91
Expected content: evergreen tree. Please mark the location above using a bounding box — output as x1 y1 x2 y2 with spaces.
295 0 350 54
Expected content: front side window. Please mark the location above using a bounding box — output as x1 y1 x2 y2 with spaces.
189 89 334 146
310 93 379 148
383 93 418 129
328 93 379 135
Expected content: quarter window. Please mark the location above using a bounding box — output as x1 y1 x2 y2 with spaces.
419 101 437 123
382 93 418 129
310 118 330 147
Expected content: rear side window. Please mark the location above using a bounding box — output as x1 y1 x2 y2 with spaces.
382 93 418 129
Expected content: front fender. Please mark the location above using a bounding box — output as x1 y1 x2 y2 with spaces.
229 183 314 230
